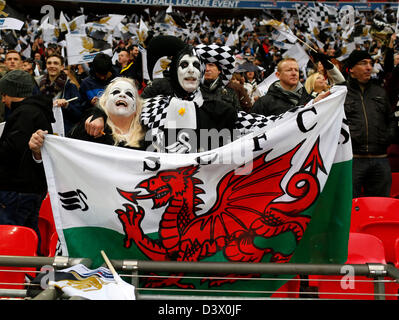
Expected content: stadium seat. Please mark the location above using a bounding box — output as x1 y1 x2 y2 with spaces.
350 197 399 264
390 172 399 198
48 232 59 257
0 225 38 290
394 238 399 269
38 194 56 256
311 232 397 300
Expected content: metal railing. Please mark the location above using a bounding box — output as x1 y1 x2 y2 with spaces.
0 256 398 300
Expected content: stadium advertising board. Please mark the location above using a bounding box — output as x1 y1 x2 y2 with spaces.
52 0 398 10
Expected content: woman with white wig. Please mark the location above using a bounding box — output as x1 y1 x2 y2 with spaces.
29 77 147 160
70 77 145 149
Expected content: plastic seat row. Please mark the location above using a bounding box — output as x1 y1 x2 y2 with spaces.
275 197 399 299
351 197 399 267
310 232 399 300
0 194 58 290
311 197 399 299
2 195 399 298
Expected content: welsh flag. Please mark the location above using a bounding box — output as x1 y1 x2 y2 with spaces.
42 86 352 297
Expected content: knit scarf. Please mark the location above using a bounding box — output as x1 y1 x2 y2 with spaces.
274 81 304 106
39 71 67 97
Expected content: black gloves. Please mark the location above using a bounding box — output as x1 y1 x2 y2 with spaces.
311 51 334 70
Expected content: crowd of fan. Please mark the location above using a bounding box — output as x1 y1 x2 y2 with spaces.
0 6 397 117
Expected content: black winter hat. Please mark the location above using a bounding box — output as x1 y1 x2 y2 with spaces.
0 70 33 97
91 52 113 75
346 50 372 70
146 35 196 97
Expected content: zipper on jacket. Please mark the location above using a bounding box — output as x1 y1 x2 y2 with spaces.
360 92 369 153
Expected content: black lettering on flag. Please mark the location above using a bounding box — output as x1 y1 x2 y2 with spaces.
195 152 218 165
58 189 88 211
252 133 267 152
340 118 350 144
143 156 161 172
297 107 317 133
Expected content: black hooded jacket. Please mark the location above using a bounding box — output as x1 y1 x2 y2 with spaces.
0 95 54 194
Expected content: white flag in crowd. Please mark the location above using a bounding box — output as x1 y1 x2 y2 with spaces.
0 17 24 30
49 264 136 300
65 33 112 65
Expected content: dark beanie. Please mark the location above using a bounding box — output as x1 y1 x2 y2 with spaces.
346 50 372 70
91 53 113 75
0 70 33 97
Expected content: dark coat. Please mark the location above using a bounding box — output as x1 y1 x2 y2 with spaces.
344 77 396 155
141 77 238 132
56 80 82 135
201 77 241 111
0 95 54 194
119 56 144 89
251 80 313 116
140 77 238 152
141 77 174 99
36 75 82 135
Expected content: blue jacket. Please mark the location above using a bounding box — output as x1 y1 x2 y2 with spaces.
59 80 83 135
79 73 115 112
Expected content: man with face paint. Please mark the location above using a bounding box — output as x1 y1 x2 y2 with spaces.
85 36 239 153
84 36 273 154
139 40 238 153
29 78 146 156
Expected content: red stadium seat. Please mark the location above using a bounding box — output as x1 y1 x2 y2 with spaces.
0 225 38 290
394 238 399 269
48 232 59 257
312 233 397 300
390 173 399 198
347 233 386 263
38 194 56 256
350 197 399 264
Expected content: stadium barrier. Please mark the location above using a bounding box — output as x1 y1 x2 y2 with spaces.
1 256 399 300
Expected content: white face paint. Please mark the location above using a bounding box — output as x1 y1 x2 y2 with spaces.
105 81 136 117
177 54 201 93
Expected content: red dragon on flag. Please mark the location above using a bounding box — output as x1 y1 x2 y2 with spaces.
115 138 325 288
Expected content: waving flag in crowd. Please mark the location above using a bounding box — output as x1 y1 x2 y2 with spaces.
0 17 23 30
48 264 136 300
38 17 58 44
68 15 85 34
65 33 112 65
1 0 395 73
0 0 24 30
42 86 352 296
262 19 298 44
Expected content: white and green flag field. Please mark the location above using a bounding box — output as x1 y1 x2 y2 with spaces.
42 86 352 296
